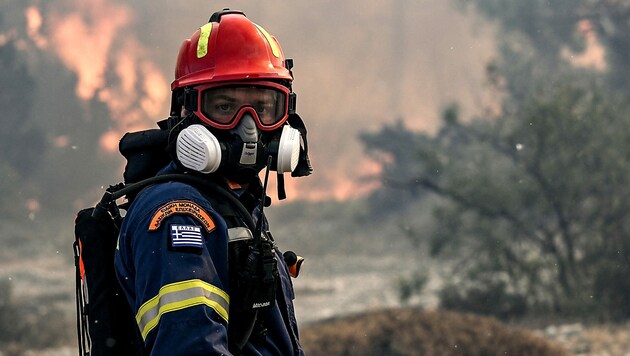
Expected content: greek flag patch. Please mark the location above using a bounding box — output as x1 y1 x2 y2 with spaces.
170 224 203 248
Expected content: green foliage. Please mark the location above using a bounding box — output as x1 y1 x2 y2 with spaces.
461 0 580 53
397 271 427 304
439 278 527 321
359 120 437 216
388 78 630 319
593 260 630 322
357 0 630 321
462 0 630 93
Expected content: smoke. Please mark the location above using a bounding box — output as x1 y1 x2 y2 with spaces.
24 0 169 153
16 0 496 202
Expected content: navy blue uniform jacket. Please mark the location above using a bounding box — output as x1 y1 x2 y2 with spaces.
114 165 304 355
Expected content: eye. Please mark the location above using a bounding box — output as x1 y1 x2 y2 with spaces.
254 102 273 114
216 103 234 113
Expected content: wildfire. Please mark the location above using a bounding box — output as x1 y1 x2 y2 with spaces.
562 19 606 71
278 158 382 202
24 0 169 153
25 6 47 48
49 0 131 100
21 0 378 202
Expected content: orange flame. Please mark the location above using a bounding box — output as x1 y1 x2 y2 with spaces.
274 158 382 203
49 0 132 100
21 0 169 153
562 19 606 71
25 198 41 213
96 38 169 152
25 6 47 48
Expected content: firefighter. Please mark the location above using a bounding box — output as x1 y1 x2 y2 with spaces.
114 9 311 355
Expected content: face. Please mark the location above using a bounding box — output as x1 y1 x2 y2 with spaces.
200 86 286 128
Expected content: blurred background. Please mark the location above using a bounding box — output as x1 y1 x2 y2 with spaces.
1 0 630 354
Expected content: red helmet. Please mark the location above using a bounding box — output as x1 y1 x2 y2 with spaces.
172 9 293 90
168 10 312 180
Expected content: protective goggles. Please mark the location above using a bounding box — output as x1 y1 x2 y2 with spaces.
190 81 294 131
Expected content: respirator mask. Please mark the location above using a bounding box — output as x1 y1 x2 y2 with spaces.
175 116 301 178
172 81 312 197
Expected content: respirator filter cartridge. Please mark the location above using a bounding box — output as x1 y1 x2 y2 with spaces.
276 125 301 174
176 124 222 173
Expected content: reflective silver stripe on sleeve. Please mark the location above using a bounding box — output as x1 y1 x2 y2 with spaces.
228 227 253 242
136 279 229 339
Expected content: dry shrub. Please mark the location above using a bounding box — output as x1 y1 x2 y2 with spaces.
300 308 568 356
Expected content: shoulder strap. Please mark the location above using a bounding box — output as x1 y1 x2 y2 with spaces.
97 173 256 232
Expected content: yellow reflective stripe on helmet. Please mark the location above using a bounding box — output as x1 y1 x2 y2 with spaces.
197 23 213 58
136 279 229 340
254 23 280 58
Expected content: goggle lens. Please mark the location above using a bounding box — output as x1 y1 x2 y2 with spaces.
199 85 288 130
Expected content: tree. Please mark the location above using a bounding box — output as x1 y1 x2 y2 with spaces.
363 76 630 319
360 0 630 318
359 120 435 214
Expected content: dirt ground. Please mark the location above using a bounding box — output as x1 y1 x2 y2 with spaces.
2 320 630 355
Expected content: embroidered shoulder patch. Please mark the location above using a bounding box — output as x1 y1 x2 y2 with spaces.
170 224 203 248
148 200 215 232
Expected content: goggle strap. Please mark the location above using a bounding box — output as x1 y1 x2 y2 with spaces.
288 92 297 115
183 88 198 113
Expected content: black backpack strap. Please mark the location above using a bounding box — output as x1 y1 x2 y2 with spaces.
112 174 256 231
